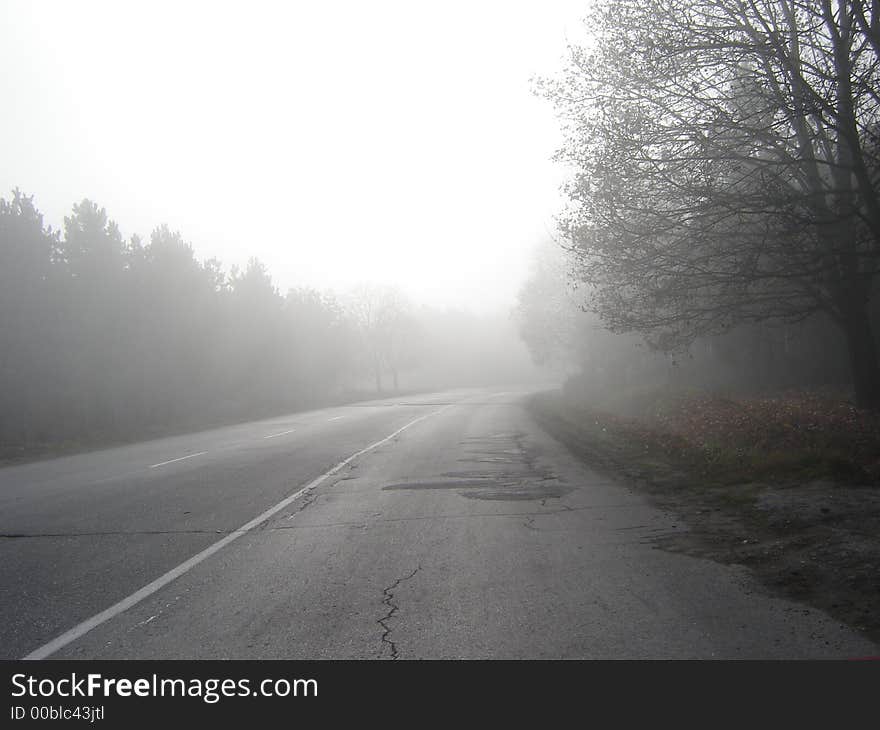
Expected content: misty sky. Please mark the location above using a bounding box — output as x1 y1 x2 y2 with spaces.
1 1 587 311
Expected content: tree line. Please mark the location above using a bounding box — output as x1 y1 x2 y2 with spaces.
0 191 406 452
535 0 880 408
1 190 541 454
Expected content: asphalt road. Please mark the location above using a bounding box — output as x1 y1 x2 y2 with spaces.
1 388 876 659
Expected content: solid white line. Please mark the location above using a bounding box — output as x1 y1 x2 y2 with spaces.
22 405 451 660
149 452 208 469
328 416 345 421
263 429 296 439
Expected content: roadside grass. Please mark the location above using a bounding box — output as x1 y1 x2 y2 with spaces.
530 387 880 643
554 387 880 486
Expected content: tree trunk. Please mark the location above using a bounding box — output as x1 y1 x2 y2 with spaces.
840 304 880 410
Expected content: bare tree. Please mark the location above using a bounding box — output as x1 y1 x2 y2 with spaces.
515 242 586 370
539 0 880 408
346 284 416 392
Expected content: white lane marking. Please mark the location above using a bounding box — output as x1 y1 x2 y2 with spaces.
263 429 296 439
328 416 345 421
23 405 452 660
149 452 208 469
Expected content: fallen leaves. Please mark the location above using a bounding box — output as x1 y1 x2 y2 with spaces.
591 391 880 483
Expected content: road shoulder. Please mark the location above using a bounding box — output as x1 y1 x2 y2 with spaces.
529 389 880 647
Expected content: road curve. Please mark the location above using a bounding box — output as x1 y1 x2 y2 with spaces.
1 388 875 659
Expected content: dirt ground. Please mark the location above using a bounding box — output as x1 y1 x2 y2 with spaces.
530 390 880 646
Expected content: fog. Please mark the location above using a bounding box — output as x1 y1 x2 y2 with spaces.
4 0 880 456
0 191 550 453
516 242 860 416
0 0 585 311
0 1 591 452
4 0 880 667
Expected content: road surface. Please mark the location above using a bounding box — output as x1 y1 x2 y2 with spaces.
1 388 875 659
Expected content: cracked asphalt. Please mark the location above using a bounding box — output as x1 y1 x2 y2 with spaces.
1 388 876 658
